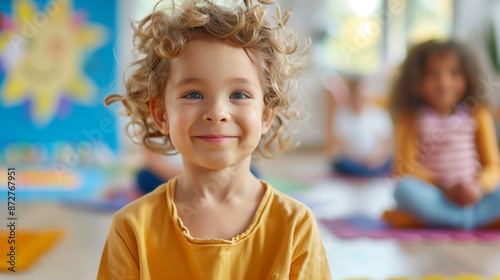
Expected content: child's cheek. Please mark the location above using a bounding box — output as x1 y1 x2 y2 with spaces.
241 111 264 139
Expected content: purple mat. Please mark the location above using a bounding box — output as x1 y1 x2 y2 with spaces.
321 216 500 242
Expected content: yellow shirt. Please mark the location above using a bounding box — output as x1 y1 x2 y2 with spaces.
97 177 332 280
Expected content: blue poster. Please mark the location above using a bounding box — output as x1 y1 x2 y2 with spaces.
0 0 118 165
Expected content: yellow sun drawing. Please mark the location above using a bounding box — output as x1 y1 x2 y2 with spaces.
0 0 106 126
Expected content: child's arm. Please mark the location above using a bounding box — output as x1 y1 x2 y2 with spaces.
289 211 332 280
393 112 439 185
97 221 140 280
474 106 500 192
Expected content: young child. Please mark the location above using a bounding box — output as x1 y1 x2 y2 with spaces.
97 0 332 279
325 77 393 176
384 40 500 230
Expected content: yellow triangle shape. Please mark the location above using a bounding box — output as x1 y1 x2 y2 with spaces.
0 229 64 271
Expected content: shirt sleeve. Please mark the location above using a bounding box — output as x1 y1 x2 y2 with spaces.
474 107 500 192
393 112 438 185
289 211 332 280
97 221 140 280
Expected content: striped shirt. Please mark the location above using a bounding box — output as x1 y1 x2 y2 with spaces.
416 105 481 188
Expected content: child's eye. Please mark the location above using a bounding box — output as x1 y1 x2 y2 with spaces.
230 91 249 99
184 92 203 99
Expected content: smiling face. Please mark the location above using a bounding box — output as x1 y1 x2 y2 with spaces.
150 39 275 171
420 51 467 114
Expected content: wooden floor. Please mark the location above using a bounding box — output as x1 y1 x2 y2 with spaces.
3 152 500 279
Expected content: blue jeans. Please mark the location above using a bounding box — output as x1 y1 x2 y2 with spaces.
394 176 500 229
332 157 392 177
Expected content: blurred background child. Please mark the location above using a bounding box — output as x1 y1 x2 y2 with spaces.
385 40 500 229
325 77 393 177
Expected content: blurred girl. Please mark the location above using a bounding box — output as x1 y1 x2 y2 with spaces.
384 40 500 229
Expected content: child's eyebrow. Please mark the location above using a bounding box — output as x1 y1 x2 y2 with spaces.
174 77 261 90
175 77 206 88
228 77 261 90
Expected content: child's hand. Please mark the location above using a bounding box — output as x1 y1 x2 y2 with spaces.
444 182 483 207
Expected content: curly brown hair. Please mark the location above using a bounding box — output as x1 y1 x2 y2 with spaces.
389 40 489 119
105 0 310 158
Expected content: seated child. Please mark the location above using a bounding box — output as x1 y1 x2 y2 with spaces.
325 77 393 176
384 40 500 230
97 0 332 279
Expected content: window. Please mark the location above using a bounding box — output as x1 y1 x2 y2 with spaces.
316 0 453 75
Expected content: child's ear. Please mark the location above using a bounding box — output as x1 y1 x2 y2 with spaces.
150 98 169 135
261 107 276 135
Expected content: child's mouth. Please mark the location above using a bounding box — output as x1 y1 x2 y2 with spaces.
195 135 237 143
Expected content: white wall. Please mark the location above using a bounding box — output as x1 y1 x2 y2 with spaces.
277 0 331 150
454 0 500 107
454 0 498 75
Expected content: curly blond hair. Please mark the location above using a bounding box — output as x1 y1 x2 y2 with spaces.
105 0 310 158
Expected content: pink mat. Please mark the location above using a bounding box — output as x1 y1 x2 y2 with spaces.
321 216 500 242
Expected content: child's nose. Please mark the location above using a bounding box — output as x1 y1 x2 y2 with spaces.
438 73 453 87
202 101 231 123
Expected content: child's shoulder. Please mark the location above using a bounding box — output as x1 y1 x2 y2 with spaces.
111 181 170 227
471 105 493 120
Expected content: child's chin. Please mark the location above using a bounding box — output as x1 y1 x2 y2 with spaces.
199 157 250 171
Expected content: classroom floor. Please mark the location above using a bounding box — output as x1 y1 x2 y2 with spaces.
2 151 500 279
